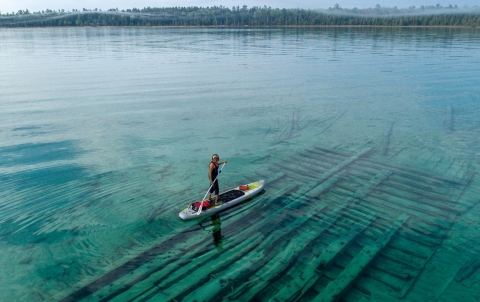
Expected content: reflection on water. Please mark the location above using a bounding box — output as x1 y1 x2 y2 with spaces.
210 214 224 250
200 213 225 251
1 27 480 301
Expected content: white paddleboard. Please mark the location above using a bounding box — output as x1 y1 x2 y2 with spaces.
178 180 265 220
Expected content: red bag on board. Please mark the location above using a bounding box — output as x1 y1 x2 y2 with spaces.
194 201 211 208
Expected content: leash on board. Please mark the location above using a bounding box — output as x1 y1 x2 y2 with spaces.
196 163 226 215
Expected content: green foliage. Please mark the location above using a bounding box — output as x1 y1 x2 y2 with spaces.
0 5 479 27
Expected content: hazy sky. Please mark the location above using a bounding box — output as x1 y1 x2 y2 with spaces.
1 0 478 13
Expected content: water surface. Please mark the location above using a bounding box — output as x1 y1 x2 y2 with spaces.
1 27 480 301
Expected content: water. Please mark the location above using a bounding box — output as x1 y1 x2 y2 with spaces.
1 27 480 301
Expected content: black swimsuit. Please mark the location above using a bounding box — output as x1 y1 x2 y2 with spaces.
209 161 219 195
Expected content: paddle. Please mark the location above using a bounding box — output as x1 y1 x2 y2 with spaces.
196 163 226 215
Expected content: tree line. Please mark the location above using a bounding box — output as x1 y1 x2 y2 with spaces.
0 5 479 27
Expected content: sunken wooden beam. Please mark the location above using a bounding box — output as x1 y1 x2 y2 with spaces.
327 190 428 231
397 237 449 298
347 159 463 195
313 145 350 157
317 110 347 135
306 147 348 162
358 156 468 186
268 215 374 302
227 205 369 301
269 109 312 145
449 171 477 210
455 258 480 282
362 268 404 291
380 246 425 270
178 204 329 301
317 148 371 184
264 171 286 184
381 121 395 155
300 150 340 165
369 256 418 280
257 171 392 301
135 232 268 301
89 234 226 301
90 206 276 301
311 213 410 302
351 194 450 231
372 188 463 217
225 216 339 300
270 148 372 206
380 178 460 205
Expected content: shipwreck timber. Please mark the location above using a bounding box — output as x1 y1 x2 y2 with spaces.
57 141 479 302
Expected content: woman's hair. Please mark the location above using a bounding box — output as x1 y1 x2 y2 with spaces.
212 154 219 159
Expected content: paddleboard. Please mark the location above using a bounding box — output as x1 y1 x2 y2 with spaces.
179 180 265 220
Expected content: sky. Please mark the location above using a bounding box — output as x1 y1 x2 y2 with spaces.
1 0 479 14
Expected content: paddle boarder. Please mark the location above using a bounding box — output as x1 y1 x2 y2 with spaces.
208 154 227 204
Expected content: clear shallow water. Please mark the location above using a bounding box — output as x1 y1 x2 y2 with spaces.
1 27 480 301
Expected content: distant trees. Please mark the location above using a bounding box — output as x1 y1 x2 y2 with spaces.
0 5 479 27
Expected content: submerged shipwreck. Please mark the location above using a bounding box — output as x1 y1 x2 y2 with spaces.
59 140 480 301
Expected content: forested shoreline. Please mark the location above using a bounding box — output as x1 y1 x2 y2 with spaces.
1 5 479 27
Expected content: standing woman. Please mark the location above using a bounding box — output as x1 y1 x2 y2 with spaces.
207 154 227 204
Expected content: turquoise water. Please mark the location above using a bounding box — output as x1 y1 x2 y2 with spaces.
1 27 480 301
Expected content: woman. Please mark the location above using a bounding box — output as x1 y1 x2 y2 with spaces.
207 154 227 204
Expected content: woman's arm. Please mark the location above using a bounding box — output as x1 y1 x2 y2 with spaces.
209 163 214 184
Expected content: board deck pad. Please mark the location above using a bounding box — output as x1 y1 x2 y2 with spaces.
216 190 245 204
